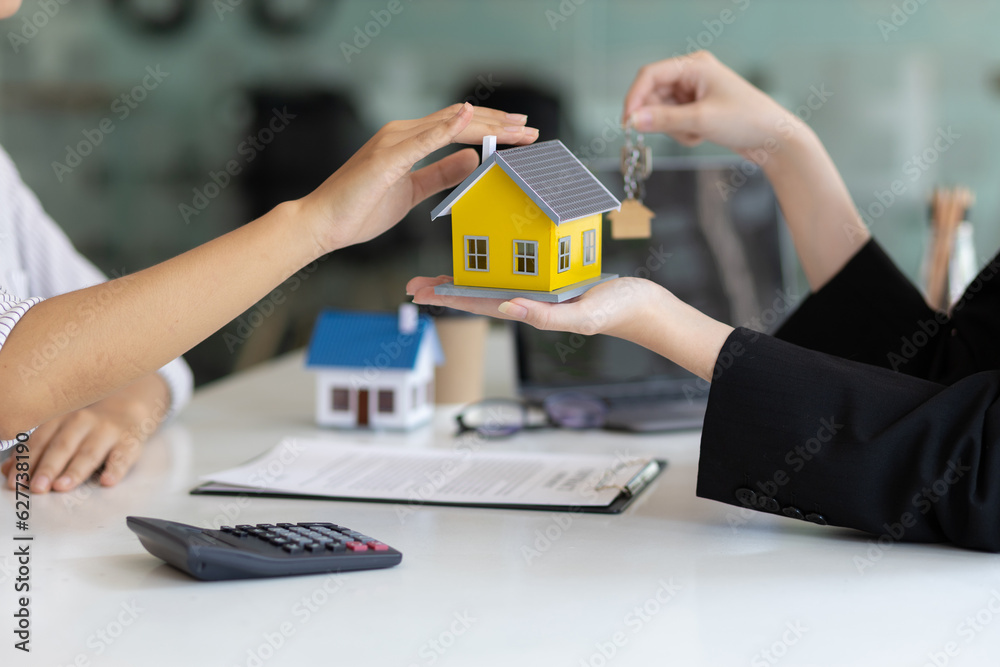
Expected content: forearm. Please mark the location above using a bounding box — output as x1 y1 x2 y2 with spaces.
763 123 869 291
0 200 318 437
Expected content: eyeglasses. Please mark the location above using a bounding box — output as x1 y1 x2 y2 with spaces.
455 393 608 439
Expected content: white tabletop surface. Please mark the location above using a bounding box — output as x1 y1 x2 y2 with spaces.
4 325 1000 667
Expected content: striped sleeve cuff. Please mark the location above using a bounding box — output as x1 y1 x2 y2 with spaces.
0 293 43 452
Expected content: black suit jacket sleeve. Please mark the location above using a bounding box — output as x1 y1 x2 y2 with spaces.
775 239 1000 383
697 240 1000 551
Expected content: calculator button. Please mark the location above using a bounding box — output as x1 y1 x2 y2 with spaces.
257 524 275 529
367 542 389 552
305 543 323 552
346 542 368 552
220 526 234 532
277 523 297 528
236 525 253 530
325 542 347 553
282 544 303 554
270 538 288 546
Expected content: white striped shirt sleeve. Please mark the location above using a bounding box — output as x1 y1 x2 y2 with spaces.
0 146 192 451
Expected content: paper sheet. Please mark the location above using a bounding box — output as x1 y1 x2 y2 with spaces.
199 438 653 508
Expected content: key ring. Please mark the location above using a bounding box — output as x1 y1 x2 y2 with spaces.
621 121 651 201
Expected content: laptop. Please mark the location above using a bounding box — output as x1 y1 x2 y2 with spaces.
515 156 797 432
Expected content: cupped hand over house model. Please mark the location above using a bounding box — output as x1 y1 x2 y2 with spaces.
302 103 539 254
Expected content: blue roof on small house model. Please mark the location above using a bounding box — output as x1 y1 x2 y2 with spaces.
430 139 620 224
306 310 443 370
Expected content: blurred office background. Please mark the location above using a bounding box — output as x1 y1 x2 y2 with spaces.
1 0 997 385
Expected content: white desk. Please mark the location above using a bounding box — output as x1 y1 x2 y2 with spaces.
6 328 1000 667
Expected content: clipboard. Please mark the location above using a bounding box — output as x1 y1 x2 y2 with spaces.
191 439 666 515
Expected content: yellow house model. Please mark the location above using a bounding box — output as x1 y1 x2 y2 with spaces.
430 137 621 303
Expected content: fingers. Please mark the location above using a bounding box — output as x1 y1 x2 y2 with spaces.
623 58 688 122
8 411 134 493
409 277 640 338
388 103 477 171
406 276 572 330
407 276 519 320
622 52 713 124
26 413 102 492
452 119 538 146
97 438 142 487
398 116 537 148
631 102 706 142
50 425 126 492
384 105 538 149
408 149 480 205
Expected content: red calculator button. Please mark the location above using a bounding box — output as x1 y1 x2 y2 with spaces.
367 542 389 551
346 541 368 552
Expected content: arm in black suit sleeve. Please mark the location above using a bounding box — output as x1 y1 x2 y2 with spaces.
775 238 1000 383
697 328 1000 552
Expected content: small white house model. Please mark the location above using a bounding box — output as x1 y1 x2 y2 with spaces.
305 305 444 430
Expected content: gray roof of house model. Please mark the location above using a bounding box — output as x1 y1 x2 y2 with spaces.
430 139 621 224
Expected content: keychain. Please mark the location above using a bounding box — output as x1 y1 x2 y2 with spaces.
608 120 654 239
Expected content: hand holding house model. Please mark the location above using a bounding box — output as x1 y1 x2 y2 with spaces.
430 136 621 303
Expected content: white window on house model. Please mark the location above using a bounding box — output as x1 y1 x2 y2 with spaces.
583 229 596 266
332 388 350 412
557 236 571 272
513 240 538 275
465 236 489 271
